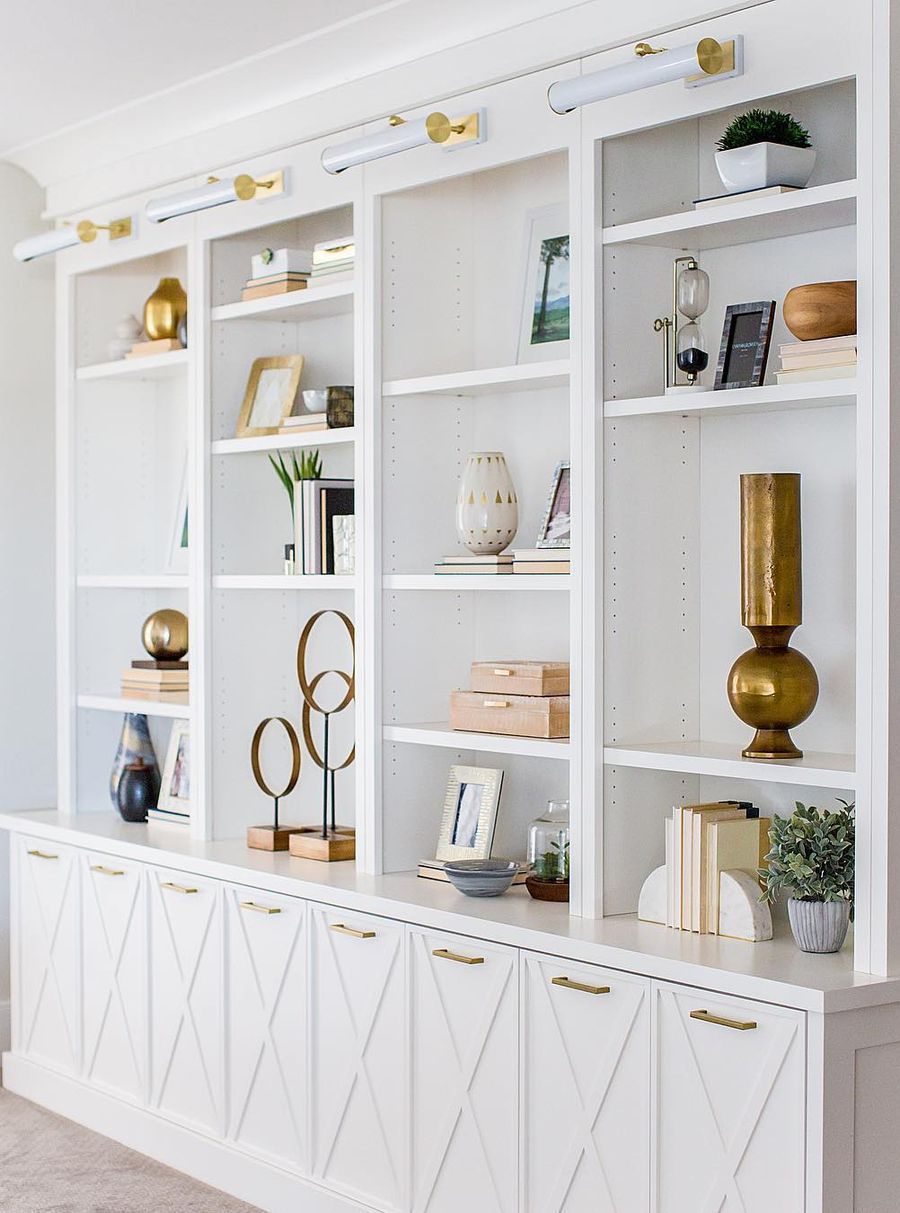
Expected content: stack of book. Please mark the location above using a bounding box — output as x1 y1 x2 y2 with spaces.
309 237 355 284
121 660 189 704
417 858 528 885
511 547 570 574
277 413 329 437
126 337 184 360
241 248 312 302
693 184 799 210
434 553 513 575
296 478 355 573
148 803 190 827
664 801 770 934
776 333 857 384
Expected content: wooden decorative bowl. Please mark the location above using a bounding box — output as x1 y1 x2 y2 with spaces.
782 280 857 341
525 875 570 902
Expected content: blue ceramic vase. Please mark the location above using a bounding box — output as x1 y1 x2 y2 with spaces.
110 713 158 809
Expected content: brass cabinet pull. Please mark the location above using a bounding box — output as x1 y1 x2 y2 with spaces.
433 948 484 965
331 923 375 939
160 881 198 895
483 699 509 708
690 1009 757 1031
492 668 512 676
240 901 282 915
552 976 610 996
90 865 125 876
26 849 58 860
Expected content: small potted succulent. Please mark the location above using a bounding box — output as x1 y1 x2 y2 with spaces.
760 800 854 953
715 108 816 194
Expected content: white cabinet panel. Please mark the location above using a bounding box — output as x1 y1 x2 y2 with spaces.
309 904 406 1212
148 866 224 1136
14 836 80 1075
409 927 518 1213
654 981 806 1213
224 883 308 1171
80 851 147 1103
522 952 650 1213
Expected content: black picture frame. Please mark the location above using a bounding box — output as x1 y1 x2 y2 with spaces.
714 300 776 390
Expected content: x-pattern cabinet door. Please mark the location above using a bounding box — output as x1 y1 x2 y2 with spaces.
148 867 224 1136
224 883 308 1172
654 981 806 1213
522 952 651 1212
309 904 407 1212
80 851 147 1103
14 836 80 1075
409 927 519 1213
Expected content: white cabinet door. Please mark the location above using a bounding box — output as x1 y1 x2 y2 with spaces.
654 981 806 1213
309 904 406 1212
80 851 147 1103
522 952 651 1213
14 835 80 1075
224 883 308 1171
148 866 224 1136
409 926 518 1213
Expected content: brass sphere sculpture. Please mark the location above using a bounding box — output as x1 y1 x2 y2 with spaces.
141 609 189 661
727 641 819 760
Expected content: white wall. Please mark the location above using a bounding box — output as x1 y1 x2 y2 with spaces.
0 162 55 1049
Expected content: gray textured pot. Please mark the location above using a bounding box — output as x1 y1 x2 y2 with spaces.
787 898 851 953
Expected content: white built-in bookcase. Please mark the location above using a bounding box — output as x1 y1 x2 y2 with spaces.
53 1 893 972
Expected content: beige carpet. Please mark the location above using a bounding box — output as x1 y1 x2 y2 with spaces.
0 1089 261 1212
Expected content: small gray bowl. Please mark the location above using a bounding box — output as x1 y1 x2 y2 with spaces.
443 859 519 897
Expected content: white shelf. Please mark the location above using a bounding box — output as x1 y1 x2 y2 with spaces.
383 573 570 591
384 722 570 759
382 360 569 398
213 574 357 590
602 179 857 250
604 379 857 419
212 427 355 455
76 574 189 589
211 281 354 323
76 350 189 381
603 740 855 790
77 693 189 719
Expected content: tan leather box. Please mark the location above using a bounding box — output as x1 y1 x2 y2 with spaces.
450 690 570 738
469 660 570 697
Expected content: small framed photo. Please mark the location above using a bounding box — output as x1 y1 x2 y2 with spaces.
159 719 191 814
537 460 571 548
516 204 570 364
235 355 305 437
435 764 504 862
714 301 776 390
166 457 189 574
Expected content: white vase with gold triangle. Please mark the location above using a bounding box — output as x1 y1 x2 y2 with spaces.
455 451 518 555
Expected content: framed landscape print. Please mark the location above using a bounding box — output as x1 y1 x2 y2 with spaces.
516 204 570 363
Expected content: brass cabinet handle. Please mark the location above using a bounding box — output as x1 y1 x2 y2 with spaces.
240 901 282 915
161 881 198 895
492 668 512 676
26 849 58 860
552 976 610 996
690 1009 757 1031
331 922 375 939
90 865 125 876
433 948 484 965
483 699 509 708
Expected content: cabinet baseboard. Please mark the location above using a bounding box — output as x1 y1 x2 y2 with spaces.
0 1001 9 1054
1 1053 371 1213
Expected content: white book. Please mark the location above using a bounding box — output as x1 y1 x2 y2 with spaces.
780 349 857 370
694 184 800 209
776 365 856 384
512 547 570 561
313 237 355 265
671 805 683 929
665 818 674 927
779 333 857 357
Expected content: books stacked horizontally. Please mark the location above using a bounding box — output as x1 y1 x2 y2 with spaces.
309 237 355 285
242 248 312 302
512 547 570 575
693 184 799 210
277 413 329 437
776 333 857 384
296 478 355 573
121 660 189 704
435 553 513 575
148 804 190 827
664 800 770 935
417 858 528 885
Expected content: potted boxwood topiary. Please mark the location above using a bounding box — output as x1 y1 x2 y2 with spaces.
760 800 854 953
715 108 816 194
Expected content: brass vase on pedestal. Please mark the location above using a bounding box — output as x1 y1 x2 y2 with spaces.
727 473 819 760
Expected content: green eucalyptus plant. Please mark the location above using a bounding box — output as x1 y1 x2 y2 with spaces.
268 448 323 521
760 800 854 916
717 108 811 152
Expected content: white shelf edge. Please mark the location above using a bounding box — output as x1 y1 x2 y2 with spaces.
210 281 355 322
76 574 190 589
383 573 570 591
603 742 856 790
76 350 190 381
604 379 857 419
77 693 189 719
384 722 571 759
382 360 570 397
212 574 357 590
212 427 355 455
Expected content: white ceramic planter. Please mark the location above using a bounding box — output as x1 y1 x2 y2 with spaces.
787 897 851 953
715 143 817 193
455 451 518 555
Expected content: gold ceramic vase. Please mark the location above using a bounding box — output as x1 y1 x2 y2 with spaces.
726 473 819 759
143 277 187 341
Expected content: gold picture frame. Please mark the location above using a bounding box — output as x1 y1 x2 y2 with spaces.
235 355 305 438
435 764 504 862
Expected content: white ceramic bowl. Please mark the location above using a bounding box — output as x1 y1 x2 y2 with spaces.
302 389 329 414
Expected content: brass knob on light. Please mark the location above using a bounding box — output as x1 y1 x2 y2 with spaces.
425 111 466 144
634 41 667 57
696 37 726 76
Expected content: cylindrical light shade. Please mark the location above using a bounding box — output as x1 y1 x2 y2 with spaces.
13 225 80 262
145 177 244 223
740 473 802 630
322 115 443 174
548 39 723 114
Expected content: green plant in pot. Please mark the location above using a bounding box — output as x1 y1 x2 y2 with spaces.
269 448 322 571
715 108 816 194
760 800 854 953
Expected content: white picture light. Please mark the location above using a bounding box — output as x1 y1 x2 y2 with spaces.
548 36 743 114
321 110 485 174
145 170 286 223
13 217 134 263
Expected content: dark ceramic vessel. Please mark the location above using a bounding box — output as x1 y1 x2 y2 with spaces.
117 758 160 823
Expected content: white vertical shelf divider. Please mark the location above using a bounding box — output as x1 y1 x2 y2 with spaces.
57 269 77 816
190 233 211 840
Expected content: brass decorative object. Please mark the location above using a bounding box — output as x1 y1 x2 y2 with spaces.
248 716 303 851
141 609 189 661
653 256 710 392
143 277 187 341
727 473 819 759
